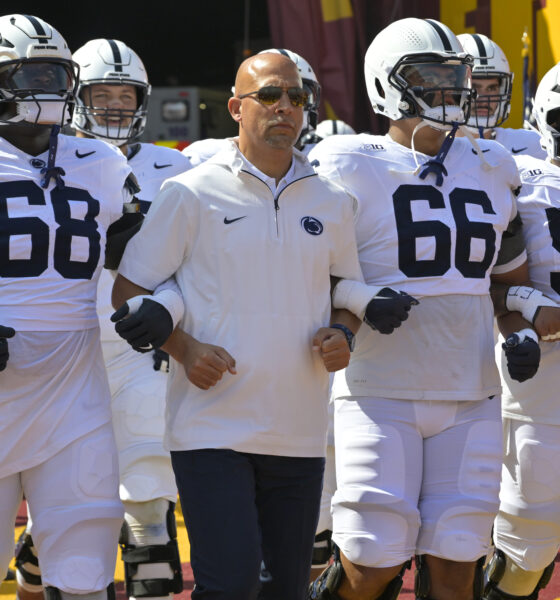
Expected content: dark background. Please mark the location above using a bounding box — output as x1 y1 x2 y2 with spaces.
12 2 272 88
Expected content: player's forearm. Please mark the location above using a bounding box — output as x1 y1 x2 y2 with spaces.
490 282 511 317
112 273 151 310
497 311 534 339
330 308 361 334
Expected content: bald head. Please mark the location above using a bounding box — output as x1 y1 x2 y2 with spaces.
234 53 301 96
228 51 304 177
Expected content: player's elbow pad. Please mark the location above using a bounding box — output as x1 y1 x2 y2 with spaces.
104 213 143 270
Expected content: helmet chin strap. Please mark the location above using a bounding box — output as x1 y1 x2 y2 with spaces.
40 125 66 190
418 121 460 186
390 112 494 186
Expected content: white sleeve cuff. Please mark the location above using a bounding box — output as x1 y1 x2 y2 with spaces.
152 287 184 329
332 279 383 319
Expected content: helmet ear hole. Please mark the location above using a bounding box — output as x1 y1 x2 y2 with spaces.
375 78 385 99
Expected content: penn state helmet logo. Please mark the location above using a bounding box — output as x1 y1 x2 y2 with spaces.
301 216 323 235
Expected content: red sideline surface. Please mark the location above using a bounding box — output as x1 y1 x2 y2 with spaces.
113 557 560 600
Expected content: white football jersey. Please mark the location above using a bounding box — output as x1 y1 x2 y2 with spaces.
494 127 546 160
309 133 521 401
500 154 560 423
97 143 191 343
0 135 131 331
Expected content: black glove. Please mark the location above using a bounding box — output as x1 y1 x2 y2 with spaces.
153 349 170 372
0 325 15 372
111 298 173 353
502 333 540 382
364 288 419 334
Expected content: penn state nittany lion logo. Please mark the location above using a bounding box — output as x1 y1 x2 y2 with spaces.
301 216 323 235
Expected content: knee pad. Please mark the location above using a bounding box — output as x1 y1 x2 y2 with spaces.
15 531 43 593
120 499 183 598
483 548 555 599
44 583 115 600
308 549 344 600
312 530 333 568
415 554 484 600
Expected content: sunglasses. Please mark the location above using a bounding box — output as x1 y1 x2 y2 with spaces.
238 85 309 107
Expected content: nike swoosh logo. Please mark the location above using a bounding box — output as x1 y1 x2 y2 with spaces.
224 216 247 225
154 163 172 169
471 148 490 154
512 147 528 154
75 150 96 159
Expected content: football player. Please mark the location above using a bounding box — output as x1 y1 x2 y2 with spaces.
15 39 189 600
0 14 142 600
307 17 545 600
181 47 322 165
457 33 546 159
482 63 560 600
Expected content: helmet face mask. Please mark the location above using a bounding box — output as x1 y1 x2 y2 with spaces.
74 79 147 145
0 15 78 126
365 19 474 131
302 78 320 130
71 39 151 146
456 33 513 132
469 73 512 129
533 64 560 161
546 107 560 159
389 54 474 128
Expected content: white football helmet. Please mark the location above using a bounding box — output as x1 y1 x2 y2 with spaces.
364 18 474 130
316 119 356 137
258 48 321 133
72 39 151 146
0 14 78 125
457 33 512 131
533 63 560 161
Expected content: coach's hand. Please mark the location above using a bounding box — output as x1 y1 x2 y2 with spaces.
0 325 15 372
182 337 237 390
111 296 173 352
533 305 560 341
313 327 350 372
364 288 419 334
